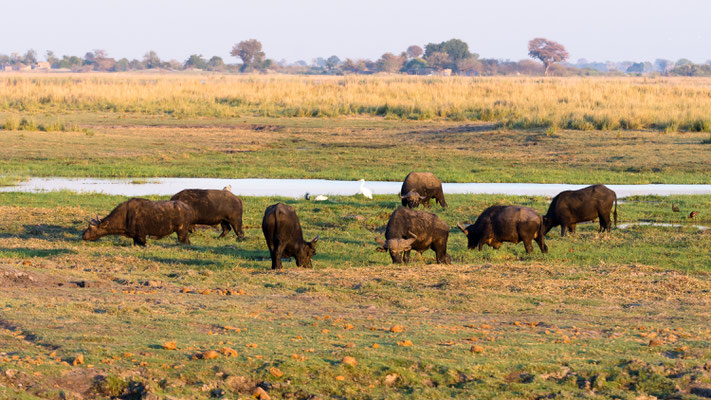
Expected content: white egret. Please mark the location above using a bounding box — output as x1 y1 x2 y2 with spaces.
359 179 373 199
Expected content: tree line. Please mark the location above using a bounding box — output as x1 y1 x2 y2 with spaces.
2 38 710 76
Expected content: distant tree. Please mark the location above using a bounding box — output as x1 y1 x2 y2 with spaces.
342 58 368 74
0 54 9 67
294 60 308 67
83 51 96 65
23 49 38 65
626 62 645 74
231 39 265 72
143 51 162 69
456 58 482 75
166 59 183 70
515 59 544 75
129 59 144 70
93 49 108 59
95 57 116 71
58 55 83 69
207 56 225 71
115 58 130 71
528 38 569 76
185 54 207 69
406 45 423 59
325 55 341 72
425 39 472 63
425 51 451 72
403 57 427 73
376 52 406 73
654 59 672 73
675 58 693 67
46 51 58 67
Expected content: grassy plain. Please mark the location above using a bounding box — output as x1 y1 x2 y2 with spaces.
1 74 710 399
0 192 710 399
0 115 709 184
2 74 711 133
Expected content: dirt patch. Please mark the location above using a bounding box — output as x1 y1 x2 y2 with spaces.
0 265 63 288
0 264 109 289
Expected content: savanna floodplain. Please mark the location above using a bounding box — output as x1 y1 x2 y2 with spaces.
0 74 710 399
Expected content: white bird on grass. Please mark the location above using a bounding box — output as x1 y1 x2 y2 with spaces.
305 193 329 201
359 179 373 199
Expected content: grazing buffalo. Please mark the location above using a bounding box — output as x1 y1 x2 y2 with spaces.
457 205 548 254
376 207 450 264
170 189 245 240
400 172 447 208
262 203 319 269
82 198 197 246
543 185 617 236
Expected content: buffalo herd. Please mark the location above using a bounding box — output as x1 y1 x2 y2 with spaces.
82 173 618 269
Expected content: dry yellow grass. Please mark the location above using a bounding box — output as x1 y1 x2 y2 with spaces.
2 73 711 131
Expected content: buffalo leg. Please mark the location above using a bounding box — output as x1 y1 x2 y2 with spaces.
570 224 576 234
272 243 287 269
599 212 611 233
133 236 147 246
230 220 245 240
561 225 567 237
177 228 191 245
434 242 449 264
522 239 533 253
270 249 283 270
403 250 411 264
218 221 232 238
535 233 548 253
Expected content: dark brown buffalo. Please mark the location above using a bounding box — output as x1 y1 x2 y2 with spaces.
170 189 245 240
376 207 450 264
82 198 197 246
543 185 617 236
457 205 548 254
400 172 447 208
262 203 319 269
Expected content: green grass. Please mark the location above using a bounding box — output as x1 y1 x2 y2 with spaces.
0 115 709 184
0 192 710 399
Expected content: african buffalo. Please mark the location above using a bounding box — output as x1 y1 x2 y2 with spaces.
457 205 548 254
82 198 197 246
262 203 319 269
400 172 447 208
543 185 617 236
376 207 450 264
170 189 245 240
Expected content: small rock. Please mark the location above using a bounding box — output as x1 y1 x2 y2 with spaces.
470 345 484 353
397 340 413 347
72 354 84 366
341 356 357 366
252 386 270 400
371 343 380 349
384 373 398 386
648 339 664 346
220 347 238 357
269 367 283 378
197 350 219 360
389 325 404 333
162 342 177 350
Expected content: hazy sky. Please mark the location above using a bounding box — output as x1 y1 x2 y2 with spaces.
1 0 709 63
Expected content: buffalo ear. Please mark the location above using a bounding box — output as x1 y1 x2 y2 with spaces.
457 222 469 235
374 236 387 247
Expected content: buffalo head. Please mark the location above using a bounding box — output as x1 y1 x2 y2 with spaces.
82 215 103 241
375 232 418 263
295 235 319 268
399 190 423 208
